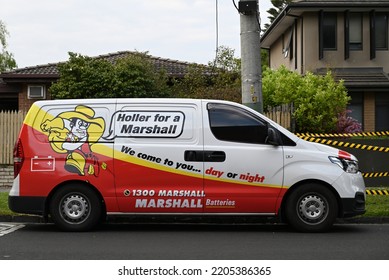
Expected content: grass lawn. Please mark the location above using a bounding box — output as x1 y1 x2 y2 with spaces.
0 192 13 216
364 193 389 216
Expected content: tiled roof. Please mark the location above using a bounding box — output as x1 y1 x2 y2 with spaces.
5 63 59 76
1 51 209 79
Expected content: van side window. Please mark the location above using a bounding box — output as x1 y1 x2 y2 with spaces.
207 103 268 144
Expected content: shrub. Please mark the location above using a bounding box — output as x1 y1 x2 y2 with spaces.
262 66 350 133
336 110 363 133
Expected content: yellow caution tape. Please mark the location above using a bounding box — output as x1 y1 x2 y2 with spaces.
296 131 389 138
363 172 389 178
366 189 389 195
298 136 389 152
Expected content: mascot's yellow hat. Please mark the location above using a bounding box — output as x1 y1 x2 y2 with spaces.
59 105 102 124
58 105 105 141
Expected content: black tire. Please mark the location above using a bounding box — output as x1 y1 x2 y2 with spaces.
285 183 338 232
50 183 102 232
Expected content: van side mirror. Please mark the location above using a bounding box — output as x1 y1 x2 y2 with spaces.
266 127 281 146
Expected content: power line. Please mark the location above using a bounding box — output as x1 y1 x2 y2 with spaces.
232 0 239 12
215 0 219 62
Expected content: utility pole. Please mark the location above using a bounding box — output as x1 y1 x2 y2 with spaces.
239 0 262 113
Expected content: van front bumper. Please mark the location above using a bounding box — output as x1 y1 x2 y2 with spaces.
8 195 46 215
332 171 366 218
341 191 366 217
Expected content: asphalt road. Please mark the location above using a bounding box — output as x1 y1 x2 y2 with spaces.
0 222 388 260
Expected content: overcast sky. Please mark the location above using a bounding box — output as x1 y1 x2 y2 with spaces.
0 0 272 68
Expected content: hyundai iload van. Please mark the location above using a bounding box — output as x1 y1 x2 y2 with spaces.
9 99 366 232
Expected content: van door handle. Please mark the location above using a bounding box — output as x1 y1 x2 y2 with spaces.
184 150 226 162
204 151 226 162
184 150 203 162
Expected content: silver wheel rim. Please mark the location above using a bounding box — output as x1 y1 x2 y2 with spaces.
297 194 328 225
60 194 90 224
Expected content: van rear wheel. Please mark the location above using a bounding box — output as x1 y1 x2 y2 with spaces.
50 183 102 231
285 183 338 232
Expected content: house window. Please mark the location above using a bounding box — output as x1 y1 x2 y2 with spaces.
376 92 389 131
282 28 294 59
323 12 337 50
375 13 388 49
347 92 363 127
349 13 363 50
28 85 46 99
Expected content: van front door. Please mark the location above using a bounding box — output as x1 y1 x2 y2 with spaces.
202 102 285 214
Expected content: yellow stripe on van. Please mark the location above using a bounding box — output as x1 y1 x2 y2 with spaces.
93 143 285 189
24 103 56 134
23 103 44 128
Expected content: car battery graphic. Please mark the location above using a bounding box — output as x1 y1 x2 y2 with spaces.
31 156 55 172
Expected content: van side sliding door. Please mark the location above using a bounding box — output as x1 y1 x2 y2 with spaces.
113 101 204 213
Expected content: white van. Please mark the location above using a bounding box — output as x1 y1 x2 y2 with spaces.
9 98 366 232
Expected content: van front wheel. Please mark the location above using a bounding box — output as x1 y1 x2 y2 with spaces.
285 183 338 232
50 184 102 231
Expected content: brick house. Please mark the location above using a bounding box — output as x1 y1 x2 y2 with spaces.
0 51 205 112
260 0 389 131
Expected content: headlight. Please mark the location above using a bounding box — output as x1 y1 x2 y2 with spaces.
329 156 359 173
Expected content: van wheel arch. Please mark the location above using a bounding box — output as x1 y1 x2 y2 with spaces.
47 181 106 231
280 180 341 232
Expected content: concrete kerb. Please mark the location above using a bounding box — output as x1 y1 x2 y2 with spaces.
0 187 11 192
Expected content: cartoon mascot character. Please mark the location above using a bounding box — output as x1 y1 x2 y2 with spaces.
41 105 106 176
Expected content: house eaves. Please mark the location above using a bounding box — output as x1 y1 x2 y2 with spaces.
315 67 389 91
260 0 389 49
0 78 21 93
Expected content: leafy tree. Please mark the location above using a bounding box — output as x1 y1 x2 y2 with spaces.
264 0 294 30
262 66 350 132
210 46 241 90
0 20 17 72
261 49 270 70
50 52 169 99
170 46 241 103
50 52 114 99
212 45 241 72
171 46 269 103
112 53 169 98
